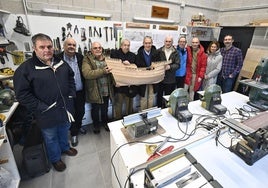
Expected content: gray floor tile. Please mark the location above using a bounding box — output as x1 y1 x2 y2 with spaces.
17 125 112 188
98 148 112 187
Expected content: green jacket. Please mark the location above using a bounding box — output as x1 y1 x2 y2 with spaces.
82 53 114 104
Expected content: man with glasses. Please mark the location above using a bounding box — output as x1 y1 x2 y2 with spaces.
176 36 187 88
82 42 114 134
59 38 86 147
14 33 77 172
135 36 160 110
157 35 180 108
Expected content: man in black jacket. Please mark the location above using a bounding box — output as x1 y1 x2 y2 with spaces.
59 38 86 147
14 33 77 172
135 36 160 110
110 39 136 119
157 35 180 108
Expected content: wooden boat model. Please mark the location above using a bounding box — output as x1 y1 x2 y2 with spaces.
105 58 170 86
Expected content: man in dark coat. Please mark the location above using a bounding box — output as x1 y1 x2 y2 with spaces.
157 35 180 108
135 36 160 110
110 39 136 119
14 33 77 172
59 38 86 147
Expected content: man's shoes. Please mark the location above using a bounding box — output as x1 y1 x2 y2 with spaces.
104 124 110 132
52 160 66 172
63 147 78 156
79 127 87 135
71 136 78 147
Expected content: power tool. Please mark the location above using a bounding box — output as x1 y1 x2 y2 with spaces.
201 84 227 115
168 88 193 122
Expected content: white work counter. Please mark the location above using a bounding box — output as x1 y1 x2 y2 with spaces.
188 133 268 188
109 92 252 188
0 102 20 188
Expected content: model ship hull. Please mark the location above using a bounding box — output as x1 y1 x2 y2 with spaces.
106 58 169 86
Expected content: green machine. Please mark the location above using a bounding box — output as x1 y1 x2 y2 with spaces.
240 58 268 111
201 84 227 115
168 88 193 122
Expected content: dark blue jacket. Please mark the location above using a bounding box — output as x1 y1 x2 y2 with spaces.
135 45 160 97
110 48 138 97
14 52 76 129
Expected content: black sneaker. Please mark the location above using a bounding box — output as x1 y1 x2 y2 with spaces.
13 16 31 36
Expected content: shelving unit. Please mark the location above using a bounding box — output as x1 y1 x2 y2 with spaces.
186 26 222 41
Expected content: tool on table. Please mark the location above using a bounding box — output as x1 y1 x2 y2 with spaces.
200 84 227 115
221 112 268 165
109 27 113 40
147 145 174 161
123 107 161 138
152 136 170 156
169 88 193 122
104 26 108 42
239 57 268 111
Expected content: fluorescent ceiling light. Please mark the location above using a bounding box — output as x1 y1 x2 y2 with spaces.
42 8 111 18
133 16 175 24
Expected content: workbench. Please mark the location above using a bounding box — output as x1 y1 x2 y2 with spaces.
109 91 266 188
0 102 20 188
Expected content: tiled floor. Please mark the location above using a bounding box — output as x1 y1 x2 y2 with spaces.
14 125 112 188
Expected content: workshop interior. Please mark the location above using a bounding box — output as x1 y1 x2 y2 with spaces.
0 0 268 188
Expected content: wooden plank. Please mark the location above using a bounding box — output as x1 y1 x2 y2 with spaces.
159 25 178 30
234 48 268 90
126 22 150 29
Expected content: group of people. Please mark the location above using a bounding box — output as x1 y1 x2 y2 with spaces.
13 32 243 172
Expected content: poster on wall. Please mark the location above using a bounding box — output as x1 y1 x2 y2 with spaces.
124 29 179 53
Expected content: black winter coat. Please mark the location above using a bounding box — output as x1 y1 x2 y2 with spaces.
13 52 76 129
110 49 138 97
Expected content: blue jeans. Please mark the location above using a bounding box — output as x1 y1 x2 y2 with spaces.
41 122 71 163
217 76 236 93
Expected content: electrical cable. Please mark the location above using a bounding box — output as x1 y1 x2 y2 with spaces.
111 140 164 188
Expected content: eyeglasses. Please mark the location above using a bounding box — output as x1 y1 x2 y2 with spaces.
92 47 102 50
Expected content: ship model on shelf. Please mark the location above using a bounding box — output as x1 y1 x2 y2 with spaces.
189 14 220 27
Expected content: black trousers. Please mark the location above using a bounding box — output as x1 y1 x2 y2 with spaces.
70 90 85 136
176 76 185 88
157 82 176 108
91 96 109 130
